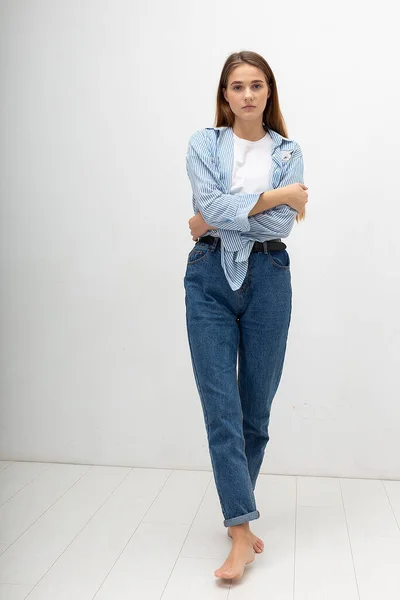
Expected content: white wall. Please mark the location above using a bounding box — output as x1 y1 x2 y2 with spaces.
1 0 399 479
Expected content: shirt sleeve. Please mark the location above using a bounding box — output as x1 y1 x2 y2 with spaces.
185 129 261 232
246 141 304 238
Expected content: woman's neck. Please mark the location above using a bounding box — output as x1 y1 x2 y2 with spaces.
232 120 266 142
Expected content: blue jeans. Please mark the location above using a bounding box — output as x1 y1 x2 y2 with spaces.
183 236 292 527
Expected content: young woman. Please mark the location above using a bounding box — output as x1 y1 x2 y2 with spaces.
184 50 308 580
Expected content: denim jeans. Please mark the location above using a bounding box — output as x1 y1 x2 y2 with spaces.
183 236 292 527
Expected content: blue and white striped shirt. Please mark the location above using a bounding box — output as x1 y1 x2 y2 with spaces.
185 125 304 290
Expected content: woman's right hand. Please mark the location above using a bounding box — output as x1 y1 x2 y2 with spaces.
284 183 308 212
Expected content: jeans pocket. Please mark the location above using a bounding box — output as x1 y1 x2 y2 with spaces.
187 242 211 265
268 250 290 270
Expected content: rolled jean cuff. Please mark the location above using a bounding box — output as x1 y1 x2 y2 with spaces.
223 509 260 527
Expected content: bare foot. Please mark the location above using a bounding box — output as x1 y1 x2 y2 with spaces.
227 525 264 553
214 534 255 580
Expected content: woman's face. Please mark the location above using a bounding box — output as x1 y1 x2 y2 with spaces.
223 64 270 124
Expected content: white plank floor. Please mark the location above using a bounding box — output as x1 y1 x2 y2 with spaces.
0 460 399 599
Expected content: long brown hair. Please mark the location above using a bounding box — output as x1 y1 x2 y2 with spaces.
215 50 305 222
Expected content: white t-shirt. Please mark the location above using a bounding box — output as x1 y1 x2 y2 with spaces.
230 130 273 194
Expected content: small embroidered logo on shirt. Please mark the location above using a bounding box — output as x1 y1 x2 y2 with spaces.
281 150 293 162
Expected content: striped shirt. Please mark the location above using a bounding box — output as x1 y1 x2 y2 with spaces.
185 125 304 290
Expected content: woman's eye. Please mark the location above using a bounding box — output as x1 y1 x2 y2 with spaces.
232 84 262 91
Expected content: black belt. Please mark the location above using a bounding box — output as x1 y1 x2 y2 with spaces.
198 235 287 252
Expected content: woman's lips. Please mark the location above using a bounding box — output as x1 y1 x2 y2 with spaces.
243 106 255 109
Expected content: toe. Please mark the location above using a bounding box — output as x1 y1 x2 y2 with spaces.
222 570 233 578
215 570 229 579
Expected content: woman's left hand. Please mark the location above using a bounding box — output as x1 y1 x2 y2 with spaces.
188 212 213 241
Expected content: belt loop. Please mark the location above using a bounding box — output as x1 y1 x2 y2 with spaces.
262 240 268 254
211 236 219 252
